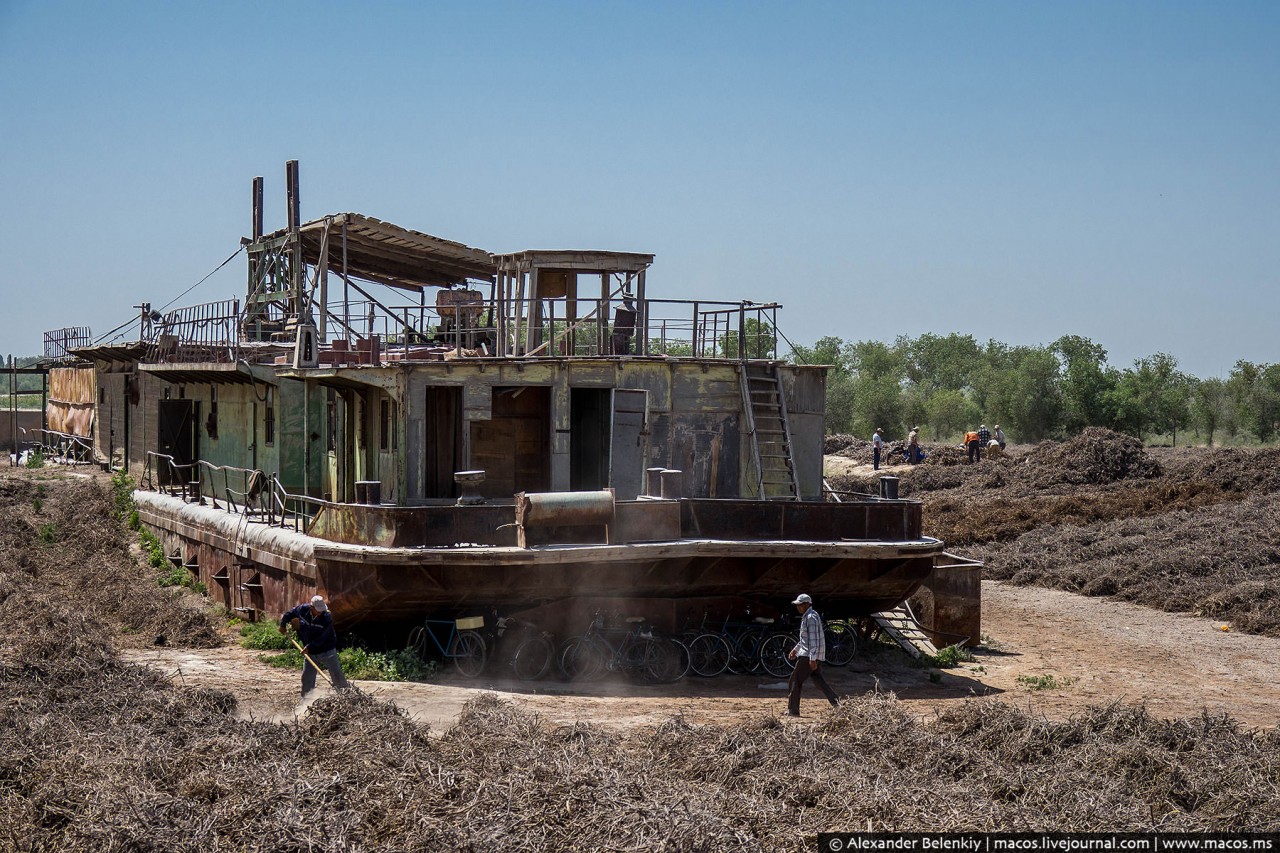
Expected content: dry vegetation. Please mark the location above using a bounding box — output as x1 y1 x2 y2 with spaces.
1 466 1279 848
829 427 1280 637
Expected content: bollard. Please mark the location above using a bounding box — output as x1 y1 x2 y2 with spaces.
878 476 900 500
660 469 685 499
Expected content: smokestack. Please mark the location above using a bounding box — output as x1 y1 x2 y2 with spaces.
251 176 263 240
285 160 300 230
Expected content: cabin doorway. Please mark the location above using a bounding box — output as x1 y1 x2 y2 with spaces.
570 388 611 491
424 386 462 499
470 386 550 499
156 398 199 486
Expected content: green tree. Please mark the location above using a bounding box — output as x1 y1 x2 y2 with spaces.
901 333 982 392
1190 377 1228 446
924 388 978 442
983 347 1063 442
1053 335 1117 431
851 376 905 439
1229 360 1280 443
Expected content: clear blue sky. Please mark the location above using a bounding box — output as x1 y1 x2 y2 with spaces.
2 1 1276 377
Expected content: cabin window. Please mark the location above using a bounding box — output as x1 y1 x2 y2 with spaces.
326 389 337 452
379 399 390 451
391 400 399 451
264 387 275 446
98 386 105 404
207 386 219 439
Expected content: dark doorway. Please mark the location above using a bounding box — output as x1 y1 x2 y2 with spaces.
157 398 199 487
424 386 462 499
470 386 550 499
570 388 612 491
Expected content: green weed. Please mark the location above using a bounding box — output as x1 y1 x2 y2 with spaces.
25 450 44 469
1016 673 1078 691
924 644 975 669
240 621 290 651
38 523 57 543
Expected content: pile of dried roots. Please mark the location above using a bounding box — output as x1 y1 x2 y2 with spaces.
2 469 1280 849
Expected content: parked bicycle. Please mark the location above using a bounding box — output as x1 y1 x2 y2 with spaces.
405 616 487 677
559 612 688 683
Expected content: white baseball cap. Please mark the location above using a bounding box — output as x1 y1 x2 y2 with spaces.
791 593 812 605
310 595 328 612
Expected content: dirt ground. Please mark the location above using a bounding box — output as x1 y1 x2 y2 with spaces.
124 579 1280 732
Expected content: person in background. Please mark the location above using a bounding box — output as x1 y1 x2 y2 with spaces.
907 426 921 464
977 423 991 453
871 428 884 471
279 594 350 697
994 424 1006 450
964 429 981 464
785 593 840 717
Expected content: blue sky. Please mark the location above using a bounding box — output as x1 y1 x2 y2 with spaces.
1 1 1276 377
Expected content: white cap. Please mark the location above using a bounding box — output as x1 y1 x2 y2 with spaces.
791 593 812 605
310 595 328 612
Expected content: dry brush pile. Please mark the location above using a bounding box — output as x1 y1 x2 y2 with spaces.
3 468 1280 849
828 428 1280 637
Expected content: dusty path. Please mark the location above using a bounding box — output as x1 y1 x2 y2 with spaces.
124 581 1280 730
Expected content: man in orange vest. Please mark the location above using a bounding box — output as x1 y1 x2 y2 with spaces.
964 429 981 463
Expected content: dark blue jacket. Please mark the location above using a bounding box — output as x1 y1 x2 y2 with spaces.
280 603 337 655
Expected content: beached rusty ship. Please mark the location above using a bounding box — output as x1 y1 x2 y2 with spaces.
53 163 977 644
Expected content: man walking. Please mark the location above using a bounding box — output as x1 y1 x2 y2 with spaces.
279 594 350 696
871 428 884 471
786 593 839 716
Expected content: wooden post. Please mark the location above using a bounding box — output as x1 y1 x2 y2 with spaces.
318 221 329 339
342 221 350 345
636 269 647 356
524 265 539 355
599 272 609 354
496 269 507 356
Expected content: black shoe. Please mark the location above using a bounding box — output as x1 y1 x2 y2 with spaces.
785 711 801 717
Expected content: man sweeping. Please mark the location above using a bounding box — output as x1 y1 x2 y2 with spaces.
785 593 840 716
279 594 350 696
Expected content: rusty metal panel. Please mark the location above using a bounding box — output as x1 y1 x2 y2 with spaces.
610 389 647 499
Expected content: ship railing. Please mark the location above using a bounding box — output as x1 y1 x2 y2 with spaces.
144 299 241 364
318 297 783 361
43 327 93 361
142 451 325 533
19 427 93 464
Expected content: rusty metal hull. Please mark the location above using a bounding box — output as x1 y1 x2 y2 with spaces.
312 538 943 625
135 489 946 629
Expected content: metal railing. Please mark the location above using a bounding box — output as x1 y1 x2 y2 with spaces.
146 300 241 364
19 427 93 464
324 297 782 361
43 327 92 361
142 452 327 533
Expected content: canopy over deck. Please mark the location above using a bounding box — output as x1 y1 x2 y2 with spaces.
252 213 497 290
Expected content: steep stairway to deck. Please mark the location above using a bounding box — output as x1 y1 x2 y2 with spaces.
740 364 799 500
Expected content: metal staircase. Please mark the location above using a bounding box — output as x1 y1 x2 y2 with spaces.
740 364 799 500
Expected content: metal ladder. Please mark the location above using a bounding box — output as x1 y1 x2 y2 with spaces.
739 364 799 500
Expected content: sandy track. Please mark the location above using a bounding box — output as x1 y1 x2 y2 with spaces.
124 581 1280 730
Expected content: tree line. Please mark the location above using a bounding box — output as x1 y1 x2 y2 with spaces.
789 333 1280 446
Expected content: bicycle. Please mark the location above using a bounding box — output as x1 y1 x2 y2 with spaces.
405 616 487 678
559 612 688 683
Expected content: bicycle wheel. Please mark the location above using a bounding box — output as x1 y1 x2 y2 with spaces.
511 635 554 681
652 638 689 683
759 633 795 679
405 625 428 660
559 637 604 681
727 632 764 675
824 620 858 667
687 633 732 677
450 630 487 678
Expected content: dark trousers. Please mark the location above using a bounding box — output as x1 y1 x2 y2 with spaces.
967 440 979 463
788 656 839 714
873 447 881 470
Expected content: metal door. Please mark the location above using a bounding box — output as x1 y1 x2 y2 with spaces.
610 389 647 500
